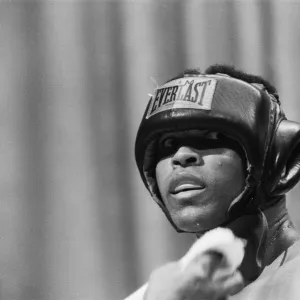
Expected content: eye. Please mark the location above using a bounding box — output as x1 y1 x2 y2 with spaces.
160 137 178 150
207 132 219 140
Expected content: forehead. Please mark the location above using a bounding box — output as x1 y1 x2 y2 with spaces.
159 130 218 141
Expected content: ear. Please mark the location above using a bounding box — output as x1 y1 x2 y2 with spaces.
265 120 300 196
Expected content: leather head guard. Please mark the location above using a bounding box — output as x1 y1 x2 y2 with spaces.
135 72 300 232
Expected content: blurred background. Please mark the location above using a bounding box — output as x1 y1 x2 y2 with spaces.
1 0 300 299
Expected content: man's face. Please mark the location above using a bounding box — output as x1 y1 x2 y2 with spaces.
155 130 246 233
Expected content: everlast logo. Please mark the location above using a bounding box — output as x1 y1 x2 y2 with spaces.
146 77 217 119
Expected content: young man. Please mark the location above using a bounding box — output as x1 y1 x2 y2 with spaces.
134 65 300 299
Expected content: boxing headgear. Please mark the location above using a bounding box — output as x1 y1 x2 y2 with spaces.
135 73 300 232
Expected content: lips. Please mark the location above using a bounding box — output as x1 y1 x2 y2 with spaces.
169 173 205 195
173 183 204 194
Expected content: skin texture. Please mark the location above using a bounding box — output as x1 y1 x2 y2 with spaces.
146 130 300 300
155 129 246 233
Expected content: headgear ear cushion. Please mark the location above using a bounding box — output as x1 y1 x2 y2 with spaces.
264 120 300 197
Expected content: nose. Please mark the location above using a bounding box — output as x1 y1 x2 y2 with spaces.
171 146 203 168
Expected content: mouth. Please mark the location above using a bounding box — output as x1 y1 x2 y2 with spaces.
171 183 205 195
170 186 206 202
169 173 206 198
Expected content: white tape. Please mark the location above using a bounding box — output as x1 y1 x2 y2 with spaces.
124 227 245 300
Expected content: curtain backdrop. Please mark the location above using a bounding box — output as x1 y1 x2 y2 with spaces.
2 1 300 299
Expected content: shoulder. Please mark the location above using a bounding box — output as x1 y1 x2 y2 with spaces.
230 241 300 300
260 244 300 300
283 239 300 265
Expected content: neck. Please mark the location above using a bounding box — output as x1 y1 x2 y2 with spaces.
194 200 300 283
223 199 300 284
262 200 300 266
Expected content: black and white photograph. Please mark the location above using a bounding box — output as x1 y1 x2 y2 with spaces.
1 1 300 300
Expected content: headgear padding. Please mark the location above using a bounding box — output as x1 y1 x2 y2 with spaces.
135 73 300 231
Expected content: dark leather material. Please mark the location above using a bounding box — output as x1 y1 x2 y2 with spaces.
136 76 273 185
263 120 300 197
134 72 300 283
134 73 300 229
227 208 268 282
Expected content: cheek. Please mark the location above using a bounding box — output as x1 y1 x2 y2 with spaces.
206 151 245 191
155 158 171 196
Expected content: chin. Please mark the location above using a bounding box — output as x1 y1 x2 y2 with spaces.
171 207 226 233
171 213 210 233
